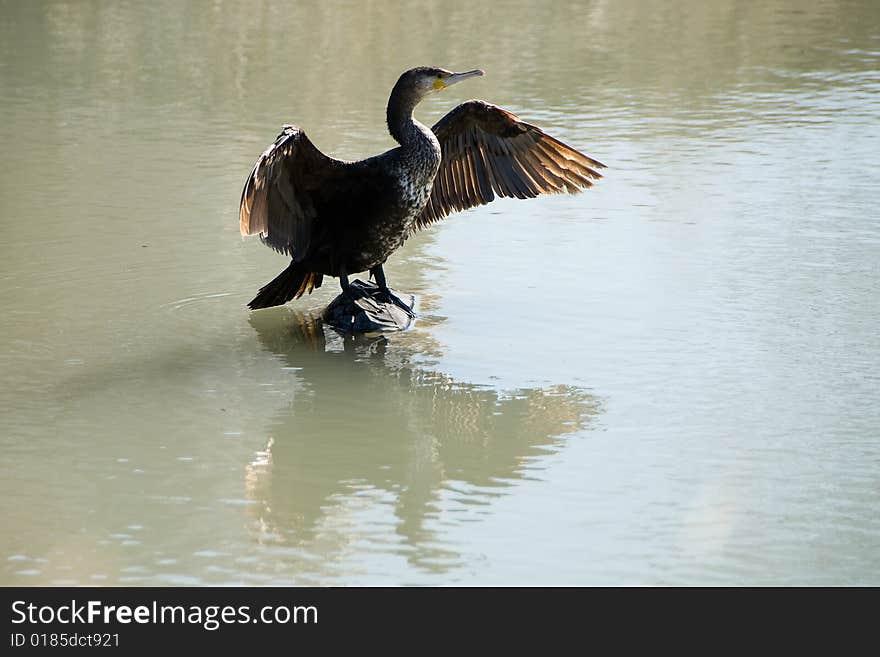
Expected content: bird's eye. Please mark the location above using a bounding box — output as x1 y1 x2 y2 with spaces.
436 73 442 79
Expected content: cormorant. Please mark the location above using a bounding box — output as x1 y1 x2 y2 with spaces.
239 66 604 310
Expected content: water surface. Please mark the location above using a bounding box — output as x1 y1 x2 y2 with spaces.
1 0 879 585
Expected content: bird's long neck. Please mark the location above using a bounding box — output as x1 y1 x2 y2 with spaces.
386 86 433 150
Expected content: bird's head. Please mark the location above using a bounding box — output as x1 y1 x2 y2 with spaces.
396 66 485 101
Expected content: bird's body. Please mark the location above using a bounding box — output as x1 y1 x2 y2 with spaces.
253 126 438 275
240 67 604 310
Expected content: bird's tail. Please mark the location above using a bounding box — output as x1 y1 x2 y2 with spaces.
247 263 323 310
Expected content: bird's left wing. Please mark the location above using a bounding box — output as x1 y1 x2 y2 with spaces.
415 100 605 231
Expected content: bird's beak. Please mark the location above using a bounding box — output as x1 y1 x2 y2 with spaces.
435 69 484 90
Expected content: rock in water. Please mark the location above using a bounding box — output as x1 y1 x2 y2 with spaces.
322 279 416 333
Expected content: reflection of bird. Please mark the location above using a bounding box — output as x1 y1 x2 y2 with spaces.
245 309 601 572
239 66 605 310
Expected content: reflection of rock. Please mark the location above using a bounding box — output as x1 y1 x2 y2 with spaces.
322 279 416 334
245 310 601 572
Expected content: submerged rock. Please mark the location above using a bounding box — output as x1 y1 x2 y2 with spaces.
322 279 416 334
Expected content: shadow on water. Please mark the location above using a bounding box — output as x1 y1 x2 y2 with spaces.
244 310 602 574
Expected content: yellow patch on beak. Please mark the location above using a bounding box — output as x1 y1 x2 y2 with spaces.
433 79 447 90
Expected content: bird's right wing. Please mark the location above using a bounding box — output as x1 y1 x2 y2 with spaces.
239 125 344 260
415 100 605 230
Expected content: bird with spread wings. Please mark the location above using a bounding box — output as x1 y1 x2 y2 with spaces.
239 67 604 311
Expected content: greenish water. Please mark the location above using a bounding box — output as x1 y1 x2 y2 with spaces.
1 0 879 585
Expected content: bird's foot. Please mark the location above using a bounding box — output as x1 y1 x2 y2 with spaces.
376 287 416 318
323 278 416 333
339 284 368 302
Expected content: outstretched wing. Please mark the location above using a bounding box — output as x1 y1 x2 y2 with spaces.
239 125 344 260
416 100 605 230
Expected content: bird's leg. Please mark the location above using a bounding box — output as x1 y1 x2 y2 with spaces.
339 269 351 296
369 264 388 292
370 263 415 317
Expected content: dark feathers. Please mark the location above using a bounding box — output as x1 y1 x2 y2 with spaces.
239 125 338 260
238 72 605 311
415 100 605 231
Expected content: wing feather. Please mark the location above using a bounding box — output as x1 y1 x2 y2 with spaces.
470 139 493 202
414 100 605 232
239 125 343 260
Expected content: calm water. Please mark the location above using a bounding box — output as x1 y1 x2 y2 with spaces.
1 0 879 585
